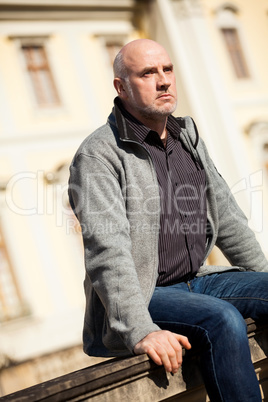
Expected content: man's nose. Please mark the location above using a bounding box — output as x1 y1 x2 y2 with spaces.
157 71 171 90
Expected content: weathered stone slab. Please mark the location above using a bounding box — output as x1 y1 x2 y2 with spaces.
1 319 267 402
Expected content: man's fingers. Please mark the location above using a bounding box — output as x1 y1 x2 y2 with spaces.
174 333 192 350
134 330 190 374
147 342 178 373
144 345 163 367
134 336 169 368
165 332 191 372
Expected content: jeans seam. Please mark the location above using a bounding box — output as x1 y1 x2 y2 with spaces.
221 297 268 301
206 337 224 402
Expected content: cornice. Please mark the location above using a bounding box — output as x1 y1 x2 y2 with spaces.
0 0 135 6
0 0 144 20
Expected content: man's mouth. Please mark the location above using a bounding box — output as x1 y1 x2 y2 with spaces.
157 93 173 100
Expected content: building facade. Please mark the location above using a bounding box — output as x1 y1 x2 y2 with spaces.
0 0 268 395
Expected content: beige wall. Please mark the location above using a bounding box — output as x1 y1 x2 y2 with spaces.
0 0 268 396
0 4 139 393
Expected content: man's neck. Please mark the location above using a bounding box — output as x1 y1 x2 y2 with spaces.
122 104 168 140
160 127 168 147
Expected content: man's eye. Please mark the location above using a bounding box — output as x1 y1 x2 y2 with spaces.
143 70 153 76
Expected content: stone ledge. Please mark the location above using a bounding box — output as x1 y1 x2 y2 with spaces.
1 319 267 402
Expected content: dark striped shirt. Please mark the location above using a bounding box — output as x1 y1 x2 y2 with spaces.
117 100 207 285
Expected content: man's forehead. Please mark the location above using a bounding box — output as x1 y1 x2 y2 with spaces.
124 49 172 71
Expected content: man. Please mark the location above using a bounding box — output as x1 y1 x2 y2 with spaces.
69 39 268 401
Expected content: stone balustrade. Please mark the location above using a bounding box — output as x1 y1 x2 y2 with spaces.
1 319 267 402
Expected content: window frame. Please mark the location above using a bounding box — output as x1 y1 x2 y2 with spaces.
12 36 62 109
214 5 252 81
0 224 28 322
21 43 61 108
221 27 250 79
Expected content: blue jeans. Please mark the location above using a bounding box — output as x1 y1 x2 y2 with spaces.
148 271 268 402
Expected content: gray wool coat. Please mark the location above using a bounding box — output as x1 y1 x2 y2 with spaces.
68 102 268 357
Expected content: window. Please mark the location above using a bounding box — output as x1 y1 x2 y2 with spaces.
215 5 251 80
221 28 249 78
21 44 60 108
0 227 27 322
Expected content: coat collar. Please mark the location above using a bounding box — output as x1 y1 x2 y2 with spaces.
108 96 199 149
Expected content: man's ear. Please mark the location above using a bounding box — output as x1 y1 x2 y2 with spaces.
113 78 127 98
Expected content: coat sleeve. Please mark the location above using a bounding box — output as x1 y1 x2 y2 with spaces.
68 152 160 353
198 137 268 272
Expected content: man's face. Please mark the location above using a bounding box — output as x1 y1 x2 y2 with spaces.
116 41 177 122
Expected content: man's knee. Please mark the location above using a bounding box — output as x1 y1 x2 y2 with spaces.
216 303 247 338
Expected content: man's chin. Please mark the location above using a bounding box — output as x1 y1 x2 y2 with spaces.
136 101 177 120
157 103 177 116
158 98 177 112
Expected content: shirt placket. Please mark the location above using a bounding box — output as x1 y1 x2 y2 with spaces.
169 143 197 273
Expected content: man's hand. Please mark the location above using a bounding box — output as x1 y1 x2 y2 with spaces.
133 330 191 374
